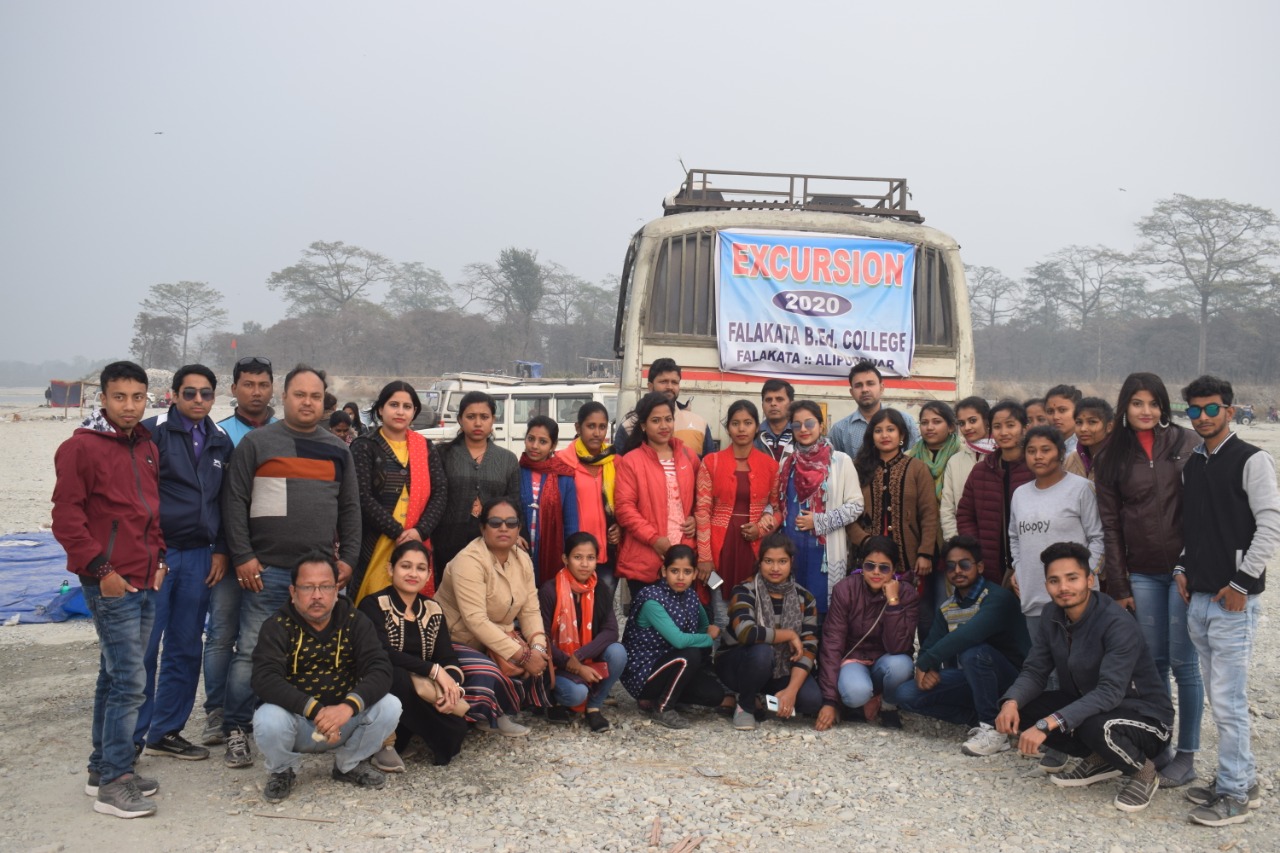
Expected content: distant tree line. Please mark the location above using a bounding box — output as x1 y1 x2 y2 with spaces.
971 194 1280 383
130 242 620 377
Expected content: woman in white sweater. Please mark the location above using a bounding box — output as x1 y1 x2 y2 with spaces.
940 396 995 539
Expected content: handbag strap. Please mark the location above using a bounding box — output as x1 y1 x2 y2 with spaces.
843 601 888 660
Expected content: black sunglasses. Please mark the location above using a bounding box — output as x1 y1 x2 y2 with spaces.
861 561 894 574
237 356 272 368
180 387 215 401
1186 403 1224 419
485 517 520 530
944 558 977 572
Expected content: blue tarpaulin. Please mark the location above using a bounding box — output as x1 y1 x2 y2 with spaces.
0 531 89 624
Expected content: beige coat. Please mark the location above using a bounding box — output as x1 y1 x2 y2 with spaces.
435 537 545 660
940 449 984 540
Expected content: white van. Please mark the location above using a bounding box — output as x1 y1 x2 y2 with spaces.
417 382 618 451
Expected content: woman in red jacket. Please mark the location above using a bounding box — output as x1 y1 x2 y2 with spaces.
615 392 701 600
956 400 1032 586
695 400 779 629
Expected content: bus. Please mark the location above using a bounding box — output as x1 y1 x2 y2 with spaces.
613 169 974 440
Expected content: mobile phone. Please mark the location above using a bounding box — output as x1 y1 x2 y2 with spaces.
765 694 779 712
707 571 724 590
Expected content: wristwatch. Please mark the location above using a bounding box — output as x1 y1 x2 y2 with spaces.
1035 718 1051 733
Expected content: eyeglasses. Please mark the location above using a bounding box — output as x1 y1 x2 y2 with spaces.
485 517 520 529
180 387 215 401
944 558 977 573
861 561 894 575
790 418 820 431
237 356 272 368
295 584 337 595
1186 403 1224 419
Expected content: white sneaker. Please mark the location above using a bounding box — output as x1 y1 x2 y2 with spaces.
494 715 530 737
961 722 1011 756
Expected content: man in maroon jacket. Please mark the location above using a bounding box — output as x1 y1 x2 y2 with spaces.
52 361 167 819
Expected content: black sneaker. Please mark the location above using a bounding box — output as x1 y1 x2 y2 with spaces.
1186 781 1262 809
144 732 210 761
880 709 903 729
1115 770 1159 812
1051 754 1122 787
1039 747 1069 773
332 759 386 790
585 710 611 733
224 728 253 768
86 769 158 797
263 768 296 804
545 706 574 725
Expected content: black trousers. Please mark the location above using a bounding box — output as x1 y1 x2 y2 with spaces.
1019 691 1171 776
638 645 725 712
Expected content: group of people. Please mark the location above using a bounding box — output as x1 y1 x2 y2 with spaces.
52 355 1277 828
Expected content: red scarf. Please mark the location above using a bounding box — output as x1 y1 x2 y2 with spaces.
780 437 832 506
404 431 434 596
552 567 596 657
520 452 576 585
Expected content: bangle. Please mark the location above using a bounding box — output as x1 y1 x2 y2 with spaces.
887 598 899 605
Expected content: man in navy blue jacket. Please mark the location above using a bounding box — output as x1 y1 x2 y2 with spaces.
136 364 233 760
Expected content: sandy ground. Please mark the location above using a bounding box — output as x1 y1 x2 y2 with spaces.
3 404 1280 851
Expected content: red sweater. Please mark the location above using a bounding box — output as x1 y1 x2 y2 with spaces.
614 438 700 583
955 452 1033 584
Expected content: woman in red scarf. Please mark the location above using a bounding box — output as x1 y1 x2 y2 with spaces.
520 415 580 586
352 381 446 602
537 532 626 732
695 400 779 629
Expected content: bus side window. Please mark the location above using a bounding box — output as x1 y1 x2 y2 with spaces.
915 247 955 350
647 232 716 339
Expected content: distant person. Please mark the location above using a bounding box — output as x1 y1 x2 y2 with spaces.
328 410 354 444
323 391 338 419
250 553 400 804
1044 384 1083 454
1063 397 1114 482
996 542 1173 814
53 360 167 818
614 358 714 457
342 401 368 437
1023 398 1049 428
219 364 362 769
939 396 995 541
828 361 921 460
135 364 233 764
754 378 796 462
1177 375 1280 826
1094 372 1202 789
203 356 276 747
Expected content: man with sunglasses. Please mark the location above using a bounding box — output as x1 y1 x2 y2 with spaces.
1175 375 1280 826
136 364 233 761
892 536 1030 756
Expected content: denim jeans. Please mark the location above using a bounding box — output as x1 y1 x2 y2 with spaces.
202 569 242 714
135 547 213 743
1129 572 1203 751
715 643 823 716
1186 592 1260 801
223 566 292 733
551 643 628 710
892 643 1021 726
252 695 402 774
84 586 155 783
836 654 914 710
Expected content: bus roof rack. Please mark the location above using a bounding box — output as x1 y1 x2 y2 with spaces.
663 169 923 223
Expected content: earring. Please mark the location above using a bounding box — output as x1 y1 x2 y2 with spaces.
1158 417 1171 428
1122 413 1128 428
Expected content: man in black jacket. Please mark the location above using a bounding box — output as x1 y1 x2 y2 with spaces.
996 542 1173 813
250 553 400 803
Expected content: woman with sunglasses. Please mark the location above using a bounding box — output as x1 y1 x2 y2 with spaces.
816 536 918 730
432 391 521 585
350 380 447 602
1094 372 1202 788
695 400 779 631
777 400 863 615
435 497 552 737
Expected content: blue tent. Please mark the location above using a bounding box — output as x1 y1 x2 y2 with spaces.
0 531 89 624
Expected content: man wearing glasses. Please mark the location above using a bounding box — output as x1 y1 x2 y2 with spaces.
891 536 1030 756
1175 376 1280 826
137 364 233 761
249 553 399 803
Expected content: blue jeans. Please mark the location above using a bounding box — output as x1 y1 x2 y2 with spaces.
1187 592 1260 801
83 586 155 783
1129 572 1203 752
136 547 213 743
551 643 628 710
252 695 402 774
892 644 1021 726
202 569 242 713
715 643 823 717
837 654 914 710
223 566 292 733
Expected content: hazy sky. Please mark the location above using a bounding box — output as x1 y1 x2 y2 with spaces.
3 1 1277 363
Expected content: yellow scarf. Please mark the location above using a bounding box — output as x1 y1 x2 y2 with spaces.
574 437 616 512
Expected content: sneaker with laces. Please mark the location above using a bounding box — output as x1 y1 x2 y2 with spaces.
647 708 691 730
1051 754 1122 788
224 728 253 768
1115 770 1159 812
332 759 386 790
370 746 405 773
263 768 296 803
1039 747 1069 773
1186 782 1262 809
1189 794 1251 826
86 769 158 797
732 706 757 731
144 732 210 761
961 723 1011 756
94 774 157 818
201 709 225 746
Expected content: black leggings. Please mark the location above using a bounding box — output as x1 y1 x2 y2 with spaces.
638 646 725 712
1019 691 1171 775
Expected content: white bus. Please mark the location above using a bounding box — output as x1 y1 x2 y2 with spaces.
613 169 974 439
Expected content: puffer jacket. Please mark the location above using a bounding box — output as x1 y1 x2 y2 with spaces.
614 438 700 583
955 452 1033 584
1095 425 1198 600
818 574 918 706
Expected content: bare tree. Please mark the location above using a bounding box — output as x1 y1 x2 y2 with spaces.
385 262 456 313
1015 261 1068 329
139 281 228 364
463 248 546 359
129 311 182 369
267 240 394 313
1136 194 1280 373
965 265 1021 328
1049 245 1130 331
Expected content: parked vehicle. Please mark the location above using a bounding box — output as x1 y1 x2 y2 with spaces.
417 381 617 451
